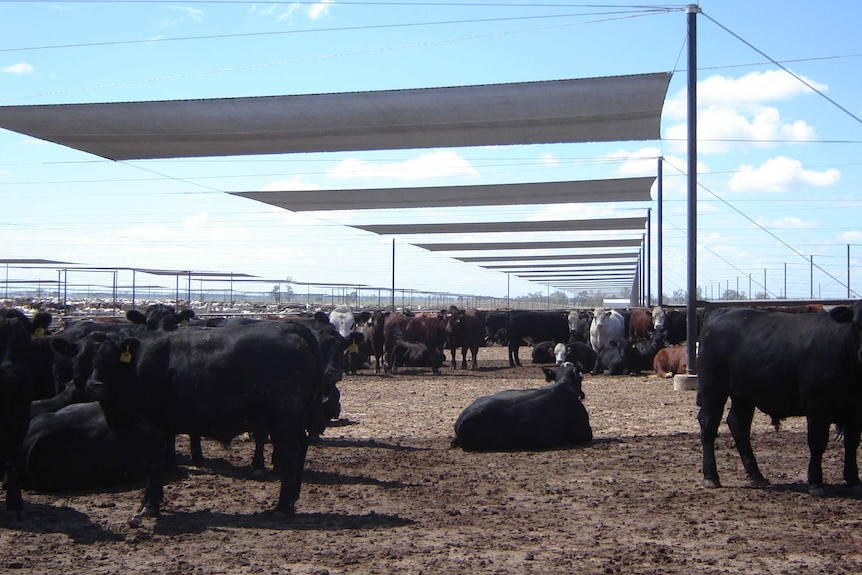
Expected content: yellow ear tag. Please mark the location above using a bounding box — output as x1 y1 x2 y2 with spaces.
348 343 359 354
34 327 45 337
120 346 133 363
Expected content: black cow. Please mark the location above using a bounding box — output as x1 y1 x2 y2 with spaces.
591 337 642 376
484 310 509 346
390 340 432 370
125 303 196 332
23 401 146 491
0 308 44 518
562 341 598 373
52 320 326 521
697 304 862 495
451 362 592 452
506 310 570 367
531 340 561 364
444 306 486 370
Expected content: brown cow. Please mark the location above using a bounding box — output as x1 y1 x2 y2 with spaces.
383 312 447 374
628 307 654 339
653 345 689 378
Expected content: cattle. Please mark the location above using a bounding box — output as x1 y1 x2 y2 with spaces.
589 308 625 353
628 307 654 339
530 340 559 364
328 305 355 338
506 310 570 367
370 311 388 373
630 330 667 374
23 402 146 491
390 340 433 370
563 341 598 373
343 331 365 375
657 309 688 345
451 362 592 452
51 320 327 521
484 310 509 346
125 303 195 332
444 306 486 370
0 307 43 518
653 345 689 378
592 337 642 376
384 312 447 374
567 310 592 344
697 304 862 496
406 314 447 375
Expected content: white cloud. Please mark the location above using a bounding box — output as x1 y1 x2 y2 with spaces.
664 70 823 154
308 0 333 20
839 231 862 242
729 156 840 192
327 150 479 181
3 62 33 74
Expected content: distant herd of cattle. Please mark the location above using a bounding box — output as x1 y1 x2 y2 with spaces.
2 299 862 524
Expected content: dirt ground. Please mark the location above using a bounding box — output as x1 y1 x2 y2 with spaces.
3 344 862 574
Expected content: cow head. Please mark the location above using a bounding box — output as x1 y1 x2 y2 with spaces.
542 362 585 400
0 307 35 390
126 304 195 332
830 301 862 363
51 332 140 402
651 306 666 331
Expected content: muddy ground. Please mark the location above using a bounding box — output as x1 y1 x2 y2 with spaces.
2 344 862 574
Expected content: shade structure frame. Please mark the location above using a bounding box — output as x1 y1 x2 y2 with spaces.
233 176 655 212
0 73 671 161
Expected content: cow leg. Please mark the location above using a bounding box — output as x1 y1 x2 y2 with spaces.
269 424 308 518
188 434 203 466
460 347 468 370
805 416 831 495
508 344 520 367
136 438 168 521
697 393 727 488
449 345 457 370
3 455 24 519
840 421 862 491
469 346 478 370
251 422 269 476
726 399 768 486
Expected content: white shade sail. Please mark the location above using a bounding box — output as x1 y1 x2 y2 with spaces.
0 73 670 160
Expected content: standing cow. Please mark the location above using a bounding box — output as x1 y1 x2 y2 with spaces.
52 320 327 522
0 308 42 518
444 306 486 370
697 304 862 495
589 308 625 353
505 310 570 367
451 362 592 451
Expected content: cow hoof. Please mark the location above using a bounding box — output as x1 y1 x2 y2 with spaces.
128 513 144 528
808 484 827 496
750 476 770 487
138 504 160 518
252 469 267 480
703 478 721 489
272 505 296 520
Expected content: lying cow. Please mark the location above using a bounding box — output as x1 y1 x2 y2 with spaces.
23 402 146 491
592 338 641 375
653 345 689 378
451 362 592 452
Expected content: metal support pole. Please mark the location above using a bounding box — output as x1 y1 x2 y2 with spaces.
390 239 396 312
657 158 663 306
685 4 700 374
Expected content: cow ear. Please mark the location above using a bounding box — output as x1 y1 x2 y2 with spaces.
125 309 146 325
829 306 853 324
542 366 555 381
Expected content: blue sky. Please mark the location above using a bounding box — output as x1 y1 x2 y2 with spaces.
1 1 861 301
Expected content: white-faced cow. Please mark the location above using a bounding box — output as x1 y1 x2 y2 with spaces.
589 308 625 353
52 320 327 522
697 303 862 496
451 362 592 451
